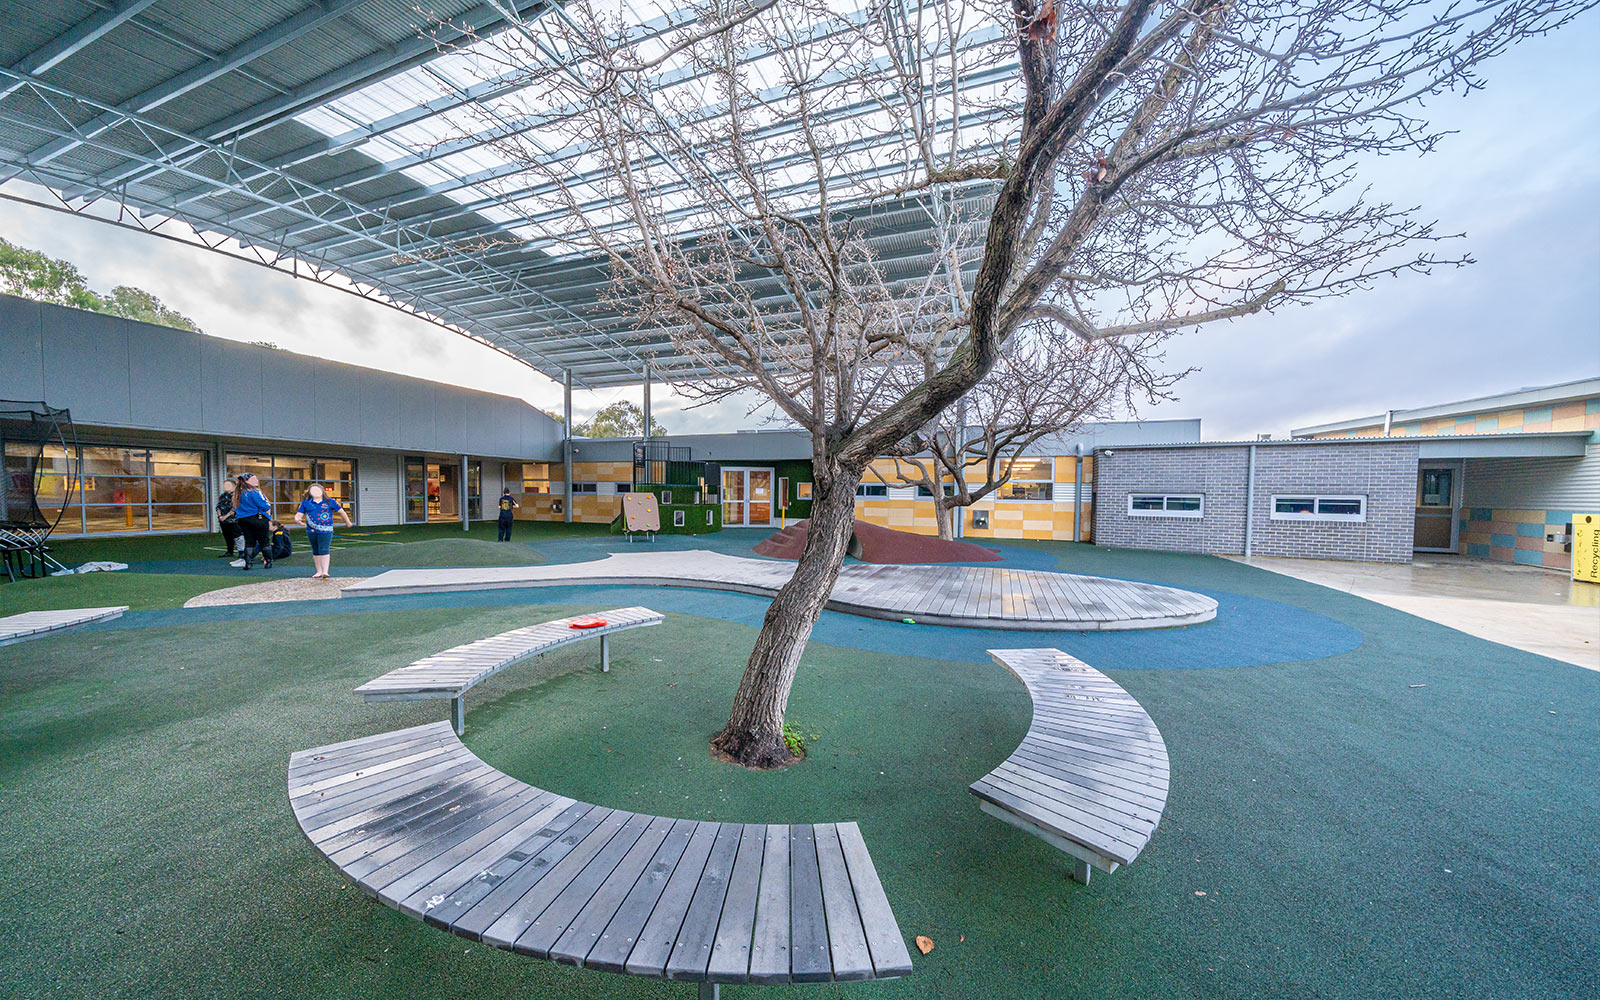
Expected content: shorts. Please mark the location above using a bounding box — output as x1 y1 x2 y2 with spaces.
306 529 333 556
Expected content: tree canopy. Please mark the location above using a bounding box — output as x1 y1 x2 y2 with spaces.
575 400 668 438
0 238 202 333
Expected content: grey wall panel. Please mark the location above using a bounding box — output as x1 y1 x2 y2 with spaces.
127 323 203 429
259 348 317 442
0 296 44 401
41 307 131 426
199 336 264 438
1463 446 1600 509
16 294 569 459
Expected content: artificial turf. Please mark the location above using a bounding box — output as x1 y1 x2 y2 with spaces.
0 545 1595 1000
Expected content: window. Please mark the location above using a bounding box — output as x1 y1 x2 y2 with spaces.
230 454 357 523
38 444 209 535
467 461 482 520
615 483 632 494
673 510 686 527
916 483 958 498
1128 494 1204 518
660 489 672 504
1271 495 1367 522
856 482 888 498
572 482 598 494
706 509 715 525
519 462 551 494
796 482 812 499
997 458 1053 501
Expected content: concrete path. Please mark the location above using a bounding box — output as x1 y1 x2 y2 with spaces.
341 550 1217 631
1230 554 1599 670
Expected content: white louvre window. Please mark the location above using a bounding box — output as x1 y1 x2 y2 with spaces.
1128 494 1204 518
1271 495 1367 522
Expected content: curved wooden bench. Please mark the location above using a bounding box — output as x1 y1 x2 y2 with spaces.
355 607 663 734
970 648 1169 884
288 722 913 997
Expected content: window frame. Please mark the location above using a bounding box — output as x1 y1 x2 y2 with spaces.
1127 493 1205 518
855 482 888 499
995 457 1054 502
1270 494 1368 523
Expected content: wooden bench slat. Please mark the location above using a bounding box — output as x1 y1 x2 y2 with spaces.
450 803 609 940
664 821 743 979
481 808 632 950
423 801 596 931
624 821 723 976
518 811 657 958
548 814 678 966
837 822 914 978
746 824 792 984
582 818 698 973
788 824 832 983
390 792 576 915
362 782 549 890
706 824 766 982
816 822 875 981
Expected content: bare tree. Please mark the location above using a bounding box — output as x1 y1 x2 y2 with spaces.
431 0 1593 766
877 321 1183 539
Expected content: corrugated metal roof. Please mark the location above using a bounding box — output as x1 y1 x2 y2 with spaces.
0 0 1010 389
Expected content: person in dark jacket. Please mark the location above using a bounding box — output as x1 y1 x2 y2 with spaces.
215 480 242 557
496 487 519 541
269 520 293 562
234 473 274 570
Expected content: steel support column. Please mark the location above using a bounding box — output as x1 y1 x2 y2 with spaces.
563 369 574 524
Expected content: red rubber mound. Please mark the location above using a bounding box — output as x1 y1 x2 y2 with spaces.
754 518 1003 564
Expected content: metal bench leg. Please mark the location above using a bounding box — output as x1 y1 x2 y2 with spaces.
452 696 465 735
1070 859 1091 885
600 634 610 673
698 984 718 1000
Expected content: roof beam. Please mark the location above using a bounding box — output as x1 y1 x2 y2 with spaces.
0 0 162 103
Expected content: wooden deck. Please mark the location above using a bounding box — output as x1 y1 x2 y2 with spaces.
355 607 663 733
341 551 1217 631
288 722 914 992
970 649 1170 884
0 605 127 646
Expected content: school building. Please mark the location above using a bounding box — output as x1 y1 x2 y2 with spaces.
7 294 1594 570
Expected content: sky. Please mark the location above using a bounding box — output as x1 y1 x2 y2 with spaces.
0 11 1596 441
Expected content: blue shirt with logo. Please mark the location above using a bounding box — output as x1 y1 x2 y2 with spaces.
296 496 343 531
236 488 271 518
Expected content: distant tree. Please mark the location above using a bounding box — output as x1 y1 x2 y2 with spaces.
0 238 203 333
102 286 202 333
0 238 101 310
575 400 668 438
247 340 284 350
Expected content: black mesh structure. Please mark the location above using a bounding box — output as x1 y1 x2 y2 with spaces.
0 401 76 580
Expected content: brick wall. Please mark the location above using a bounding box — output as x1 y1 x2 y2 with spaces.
1093 441 1419 563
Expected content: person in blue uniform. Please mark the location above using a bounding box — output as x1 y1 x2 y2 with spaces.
269 520 293 562
294 483 352 579
234 473 274 570
496 487 519 541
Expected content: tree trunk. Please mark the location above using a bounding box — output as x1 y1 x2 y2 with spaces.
712 465 861 768
933 498 954 540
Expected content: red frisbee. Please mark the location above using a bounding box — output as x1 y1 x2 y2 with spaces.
569 616 608 629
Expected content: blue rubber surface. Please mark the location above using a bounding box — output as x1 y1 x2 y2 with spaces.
88 579 1360 670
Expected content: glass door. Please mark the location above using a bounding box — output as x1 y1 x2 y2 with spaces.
722 468 747 525
721 467 776 526
748 469 773 525
1415 466 1458 552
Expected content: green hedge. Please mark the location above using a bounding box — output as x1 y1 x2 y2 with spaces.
609 483 721 535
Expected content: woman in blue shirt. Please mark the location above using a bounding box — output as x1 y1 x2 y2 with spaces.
233 473 274 570
294 483 352 579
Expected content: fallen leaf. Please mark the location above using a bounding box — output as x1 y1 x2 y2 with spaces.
915 936 934 955
1194 890 1207 896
